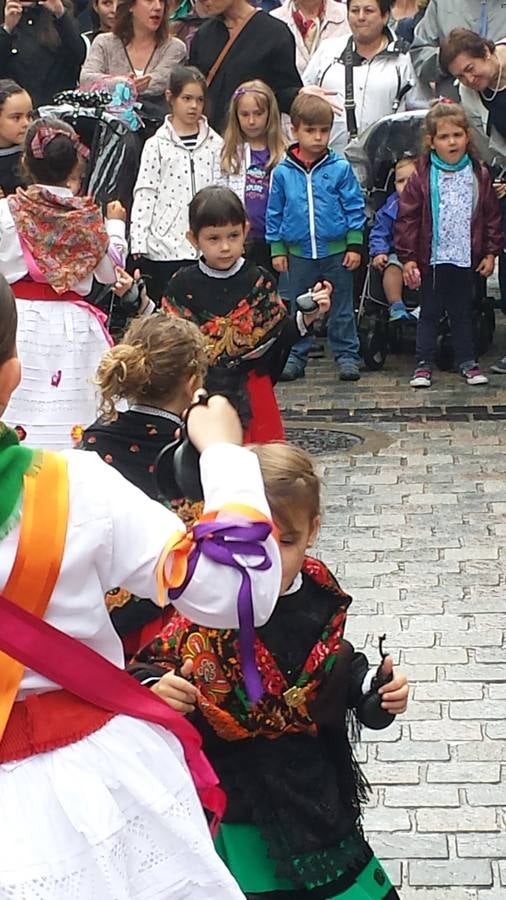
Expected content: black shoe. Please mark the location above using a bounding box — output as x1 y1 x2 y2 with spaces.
279 361 305 382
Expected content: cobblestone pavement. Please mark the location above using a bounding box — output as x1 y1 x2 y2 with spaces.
275 316 506 899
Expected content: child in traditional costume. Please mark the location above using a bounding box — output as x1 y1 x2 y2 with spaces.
2 117 128 450
132 442 409 900
0 275 282 900
83 313 209 655
162 185 331 442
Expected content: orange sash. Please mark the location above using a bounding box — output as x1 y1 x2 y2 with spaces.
0 452 69 739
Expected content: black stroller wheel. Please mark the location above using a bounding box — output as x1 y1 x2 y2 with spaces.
436 332 455 371
362 320 388 370
473 300 495 356
388 321 403 354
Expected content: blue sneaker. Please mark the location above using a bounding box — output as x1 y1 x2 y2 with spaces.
279 360 305 382
338 360 361 381
389 301 411 322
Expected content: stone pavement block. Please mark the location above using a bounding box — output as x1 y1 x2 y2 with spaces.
362 806 411 832
354 514 406 526
443 546 499 560
450 701 505 720
363 762 420 784
414 683 483 701
401 890 478 900
445 664 506 682
384 785 460 807
416 807 499 833
408 860 493 887
397 663 437 681
401 702 442 720
486 721 506 739
372 833 448 859
382 632 437 648
346 536 402 550
378 741 449 762
404 648 468 664
387 599 444 616
475 648 506 662
457 834 506 857
465 784 506 806
440 630 500 646
455 741 506 761
410 721 483 741
489 684 506 699
427 762 500 783
361 723 402 743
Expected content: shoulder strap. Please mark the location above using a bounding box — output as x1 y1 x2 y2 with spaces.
343 35 358 141
206 8 259 87
0 452 69 739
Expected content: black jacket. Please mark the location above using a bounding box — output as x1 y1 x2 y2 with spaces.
0 9 86 107
189 10 302 133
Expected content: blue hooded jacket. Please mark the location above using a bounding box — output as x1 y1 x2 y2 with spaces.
369 192 400 258
266 146 365 260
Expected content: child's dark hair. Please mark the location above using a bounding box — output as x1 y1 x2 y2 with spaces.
249 442 320 534
290 93 333 129
0 274 17 366
346 0 391 12
423 101 476 157
169 65 207 99
95 313 208 421
189 186 246 236
23 118 82 185
0 80 27 114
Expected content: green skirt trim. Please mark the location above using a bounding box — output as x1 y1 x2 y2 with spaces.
215 823 396 898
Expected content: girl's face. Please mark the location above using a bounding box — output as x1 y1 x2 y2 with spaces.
130 0 164 33
236 94 269 143
188 221 248 269
347 1 388 45
430 118 469 165
169 82 205 130
448 51 497 93
93 0 118 31
278 513 319 595
0 91 32 149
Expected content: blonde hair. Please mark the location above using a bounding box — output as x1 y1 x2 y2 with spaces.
220 80 286 176
249 442 320 533
423 101 476 157
96 313 207 421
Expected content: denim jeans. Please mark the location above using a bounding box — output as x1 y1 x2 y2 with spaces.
285 253 360 372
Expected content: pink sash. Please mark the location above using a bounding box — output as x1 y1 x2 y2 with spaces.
0 590 226 829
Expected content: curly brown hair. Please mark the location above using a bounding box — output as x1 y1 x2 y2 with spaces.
113 0 170 46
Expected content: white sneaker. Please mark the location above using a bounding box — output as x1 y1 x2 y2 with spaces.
462 365 488 386
410 366 432 388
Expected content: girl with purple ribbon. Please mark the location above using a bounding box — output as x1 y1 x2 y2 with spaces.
131 441 410 900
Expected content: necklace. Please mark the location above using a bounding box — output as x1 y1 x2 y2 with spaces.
482 59 504 102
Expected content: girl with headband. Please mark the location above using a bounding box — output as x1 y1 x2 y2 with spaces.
2 117 129 449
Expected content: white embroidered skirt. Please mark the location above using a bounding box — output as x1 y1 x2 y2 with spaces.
4 298 110 450
0 715 244 900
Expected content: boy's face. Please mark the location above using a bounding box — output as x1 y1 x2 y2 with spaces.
292 121 331 161
277 513 320 595
394 161 416 194
187 222 248 270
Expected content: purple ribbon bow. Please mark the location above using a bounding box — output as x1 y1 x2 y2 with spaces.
169 519 273 703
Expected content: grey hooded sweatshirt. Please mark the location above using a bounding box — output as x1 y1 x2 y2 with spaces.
411 0 506 86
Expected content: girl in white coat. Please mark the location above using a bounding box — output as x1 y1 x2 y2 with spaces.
131 65 223 302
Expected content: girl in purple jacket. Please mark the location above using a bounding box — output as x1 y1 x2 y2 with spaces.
395 101 503 388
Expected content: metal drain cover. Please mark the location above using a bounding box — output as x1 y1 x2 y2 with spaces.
284 426 363 455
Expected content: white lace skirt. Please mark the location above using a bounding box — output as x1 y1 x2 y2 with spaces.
0 716 244 900
4 298 110 451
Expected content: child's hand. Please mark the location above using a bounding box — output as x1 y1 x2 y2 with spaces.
150 660 198 714
476 254 495 278
2 0 23 32
106 200 127 222
372 253 388 271
303 280 332 326
186 394 243 452
378 656 409 714
493 181 506 200
113 266 134 298
403 261 421 290
272 255 288 274
343 251 361 271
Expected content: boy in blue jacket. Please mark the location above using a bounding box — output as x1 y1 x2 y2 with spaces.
369 157 417 322
266 94 365 381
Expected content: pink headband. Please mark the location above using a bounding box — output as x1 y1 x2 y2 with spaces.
30 126 90 160
233 87 269 100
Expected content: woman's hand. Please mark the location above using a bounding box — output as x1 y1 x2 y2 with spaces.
403 261 421 290
493 180 506 200
302 280 332 326
372 253 388 271
39 0 65 17
106 200 127 221
476 254 495 278
131 74 152 94
2 0 23 32
186 394 243 452
343 250 361 271
378 656 409 715
272 255 288 274
299 84 342 115
150 660 198 715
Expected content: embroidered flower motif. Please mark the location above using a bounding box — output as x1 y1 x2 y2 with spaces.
14 425 27 442
70 424 84 446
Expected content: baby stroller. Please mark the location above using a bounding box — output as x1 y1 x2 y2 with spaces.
345 111 496 371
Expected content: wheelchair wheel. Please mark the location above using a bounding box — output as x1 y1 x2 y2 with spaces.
436 332 455 371
361 319 388 370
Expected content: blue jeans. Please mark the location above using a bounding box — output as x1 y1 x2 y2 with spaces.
285 253 360 372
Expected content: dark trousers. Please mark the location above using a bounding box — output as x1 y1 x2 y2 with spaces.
416 264 475 368
498 196 506 313
245 238 278 282
138 257 196 304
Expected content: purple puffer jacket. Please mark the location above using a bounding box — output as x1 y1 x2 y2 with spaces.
394 155 503 273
